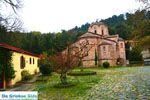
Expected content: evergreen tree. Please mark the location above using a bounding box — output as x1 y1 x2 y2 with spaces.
0 48 15 89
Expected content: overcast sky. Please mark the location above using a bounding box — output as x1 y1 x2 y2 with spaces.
20 0 141 33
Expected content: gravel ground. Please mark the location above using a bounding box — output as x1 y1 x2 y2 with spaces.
84 66 150 100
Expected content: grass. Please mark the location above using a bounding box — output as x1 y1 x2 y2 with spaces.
31 68 101 100
27 66 150 100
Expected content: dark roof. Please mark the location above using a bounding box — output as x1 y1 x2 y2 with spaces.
0 43 39 57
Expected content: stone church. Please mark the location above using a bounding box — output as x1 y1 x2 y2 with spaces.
72 22 126 67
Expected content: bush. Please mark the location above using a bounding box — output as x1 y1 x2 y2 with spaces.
129 46 143 64
68 70 96 76
39 64 52 75
98 64 102 67
103 62 110 68
21 70 32 81
34 69 38 74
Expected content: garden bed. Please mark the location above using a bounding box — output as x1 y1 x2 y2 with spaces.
68 70 96 76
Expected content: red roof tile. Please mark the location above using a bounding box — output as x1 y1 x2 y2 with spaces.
99 42 112 45
0 43 39 57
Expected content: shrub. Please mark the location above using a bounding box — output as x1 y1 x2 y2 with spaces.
98 64 102 67
21 70 32 81
129 46 143 64
103 62 110 68
34 69 38 74
39 64 52 75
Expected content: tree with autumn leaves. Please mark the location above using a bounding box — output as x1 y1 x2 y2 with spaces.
50 39 93 84
50 50 77 84
39 39 92 85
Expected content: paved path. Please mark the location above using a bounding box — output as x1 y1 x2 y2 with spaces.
84 67 150 100
9 74 39 91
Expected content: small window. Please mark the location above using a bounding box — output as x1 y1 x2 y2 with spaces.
29 58 32 64
94 30 97 34
33 58 34 64
20 56 25 69
102 29 104 35
103 46 106 51
120 43 123 48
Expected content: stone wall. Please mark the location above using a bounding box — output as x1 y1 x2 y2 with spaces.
88 24 109 36
83 60 95 67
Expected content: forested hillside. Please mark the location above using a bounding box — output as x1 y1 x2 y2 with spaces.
0 10 149 55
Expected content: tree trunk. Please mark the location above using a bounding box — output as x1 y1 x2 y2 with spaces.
79 59 83 72
60 72 67 84
2 71 6 89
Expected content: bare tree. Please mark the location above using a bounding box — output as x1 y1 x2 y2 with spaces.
1 0 22 13
0 0 23 31
136 0 150 10
50 45 78 84
48 39 93 84
0 16 23 31
71 39 94 71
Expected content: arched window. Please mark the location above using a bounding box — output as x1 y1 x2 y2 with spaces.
94 30 97 34
33 58 35 64
20 56 25 69
120 43 123 48
103 46 106 51
29 58 32 64
102 29 104 35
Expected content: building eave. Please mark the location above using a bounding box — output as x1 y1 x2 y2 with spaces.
0 43 39 57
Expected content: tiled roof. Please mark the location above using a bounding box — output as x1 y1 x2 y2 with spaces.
79 32 101 38
79 32 117 43
99 41 112 45
103 38 117 43
105 34 118 38
0 43 39 57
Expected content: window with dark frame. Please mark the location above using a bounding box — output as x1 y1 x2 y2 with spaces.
103 46 106 51
29 58 32 64
102 29 104 35
33 58 34 64
20 56 25 69
120 43 123 48
94 30 97 34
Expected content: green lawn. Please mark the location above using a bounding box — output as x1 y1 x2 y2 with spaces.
32 70 101 100
29 66 150 100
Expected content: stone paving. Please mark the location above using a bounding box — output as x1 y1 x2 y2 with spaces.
9 74 39 91
84 67 150 100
